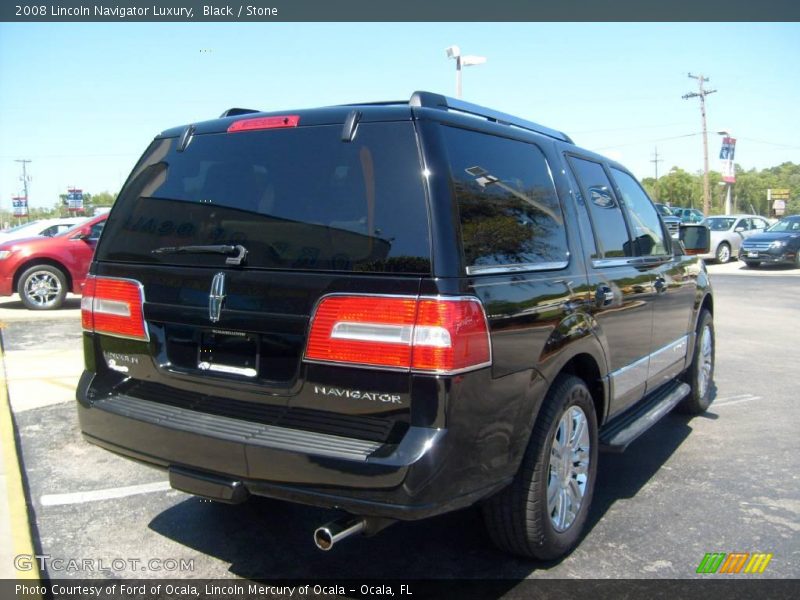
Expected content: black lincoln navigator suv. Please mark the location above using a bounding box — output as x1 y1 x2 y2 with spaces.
77 92 714 559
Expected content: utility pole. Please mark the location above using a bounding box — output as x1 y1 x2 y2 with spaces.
14 159 32 222
14 159 32 201
650 147 663 201
682 74 716 216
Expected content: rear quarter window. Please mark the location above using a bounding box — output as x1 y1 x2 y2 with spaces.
441 126 568 274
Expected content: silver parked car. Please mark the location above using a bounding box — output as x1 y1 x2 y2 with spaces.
700 214 770 263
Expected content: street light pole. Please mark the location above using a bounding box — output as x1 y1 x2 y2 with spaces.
455 55 463 99
445 45 487 99
725 182 732 215
718 130 735 215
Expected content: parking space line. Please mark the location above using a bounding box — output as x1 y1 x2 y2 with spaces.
40 481 173 507
43 379 78 391
713 394 755 403
714 395 762 407
6 376 78 389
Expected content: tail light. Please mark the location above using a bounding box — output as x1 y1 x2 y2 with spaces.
305 295 491 374
81 276 148 341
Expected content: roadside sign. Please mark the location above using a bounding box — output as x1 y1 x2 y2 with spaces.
67 188 84 213
719 137 736 183
11 195 28 217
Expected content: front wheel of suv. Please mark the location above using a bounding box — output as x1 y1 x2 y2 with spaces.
481 374 598 560
677 309 715 414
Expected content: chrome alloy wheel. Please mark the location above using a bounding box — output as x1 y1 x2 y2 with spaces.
547 405 591 532
23 270 63 308
697 324 714 399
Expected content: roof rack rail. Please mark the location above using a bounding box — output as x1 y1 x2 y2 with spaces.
341 100 408 107
409 91 573 144
219 107 261 118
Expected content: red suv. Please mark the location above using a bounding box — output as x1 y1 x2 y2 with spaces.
0 213 107 310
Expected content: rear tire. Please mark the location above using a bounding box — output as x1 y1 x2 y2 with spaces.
482 375 598 560
17 265 68 310
715 242 731 263
677 309 715 414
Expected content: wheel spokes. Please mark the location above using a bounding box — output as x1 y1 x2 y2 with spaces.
24 272 62 306
547 403 592 532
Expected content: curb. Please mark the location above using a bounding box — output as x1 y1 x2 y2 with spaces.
0 321 41 580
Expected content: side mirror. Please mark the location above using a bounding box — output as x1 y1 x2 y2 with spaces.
679 223 710 255
734 226 745 233
71 227 91 241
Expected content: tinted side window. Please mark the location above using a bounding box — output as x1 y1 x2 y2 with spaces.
568 157 631 258
441 126 568 273
610 168 667 256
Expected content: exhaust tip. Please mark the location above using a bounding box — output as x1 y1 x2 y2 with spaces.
313 527 334 551
312 517 366 551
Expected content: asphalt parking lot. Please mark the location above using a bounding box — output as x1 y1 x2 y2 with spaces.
2 261 798 586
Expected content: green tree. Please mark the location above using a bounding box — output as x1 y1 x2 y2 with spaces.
641 177 656 200
734 168 766 215
656 167 697 208
647 162 800 218
90 191 117 209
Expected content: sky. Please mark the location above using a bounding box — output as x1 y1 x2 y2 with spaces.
1 22 798 209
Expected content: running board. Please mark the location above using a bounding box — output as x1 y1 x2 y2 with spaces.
599 382 690 452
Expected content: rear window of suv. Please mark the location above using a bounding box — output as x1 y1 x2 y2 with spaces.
96 122 431 274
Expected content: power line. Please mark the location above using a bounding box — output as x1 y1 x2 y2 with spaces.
592 131 702 151
682 73 717 216
735 137 800 151
571 121 693 135
0 153 137 159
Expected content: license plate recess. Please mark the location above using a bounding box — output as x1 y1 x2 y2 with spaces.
198 330 259 378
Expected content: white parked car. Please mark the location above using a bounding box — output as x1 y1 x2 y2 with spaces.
0 218 87 244
699 214 770 263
